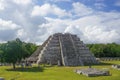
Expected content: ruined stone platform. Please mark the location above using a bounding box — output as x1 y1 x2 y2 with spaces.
75 68 110 77
112 64 120 70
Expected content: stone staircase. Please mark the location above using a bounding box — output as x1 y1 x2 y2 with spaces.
31 33 98 66
59 34 83 66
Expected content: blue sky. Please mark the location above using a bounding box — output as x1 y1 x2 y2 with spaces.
37 0 120 12
0 0 120 44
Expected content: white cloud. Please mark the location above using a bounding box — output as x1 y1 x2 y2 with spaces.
0 0 6 10
0 0 45 43
53 0 71 2
36 11 120 44
38 17 69 35
0 19 20 30
13 0 32 5
47 0 71 2
68 11 120 43
83 26 120 43
31 3 71 18
94 3 106 9
64 25 83 37
0 19 21 42
0 1 120 44
72 2 93 17
94 0 106 9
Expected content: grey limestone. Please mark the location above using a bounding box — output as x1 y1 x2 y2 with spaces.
30 33 98 66
112 64 120 70
75 68 110 77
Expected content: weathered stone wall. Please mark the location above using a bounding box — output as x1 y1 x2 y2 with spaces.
100 57 120 61
37 33 98 66
26 36 52 63
37 34 61 65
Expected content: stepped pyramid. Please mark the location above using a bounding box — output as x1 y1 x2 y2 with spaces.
28 33 98 66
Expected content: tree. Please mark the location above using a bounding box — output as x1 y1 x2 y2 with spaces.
0 43 6 63
0 50 4 63
0 38 38 69
4 38 26 69
23 43 37 58
87 43 120 57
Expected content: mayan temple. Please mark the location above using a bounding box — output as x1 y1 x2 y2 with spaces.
27 33 98 66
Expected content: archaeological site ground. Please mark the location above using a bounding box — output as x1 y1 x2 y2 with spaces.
0 61 120 80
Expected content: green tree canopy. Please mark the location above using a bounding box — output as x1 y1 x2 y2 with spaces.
0 38 38 69
87 43 120 57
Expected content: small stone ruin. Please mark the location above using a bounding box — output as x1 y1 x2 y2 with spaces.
100 57 120 61
112 64 120 70
75 68 110 77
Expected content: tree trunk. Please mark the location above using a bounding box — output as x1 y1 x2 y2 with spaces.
13 63 16 69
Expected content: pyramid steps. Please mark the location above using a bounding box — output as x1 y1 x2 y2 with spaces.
29 33 98 66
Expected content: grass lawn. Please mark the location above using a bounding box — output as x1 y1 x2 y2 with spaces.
0 61 120 80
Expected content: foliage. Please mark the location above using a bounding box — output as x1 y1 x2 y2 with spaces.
0 38 38 69
87 43 120 57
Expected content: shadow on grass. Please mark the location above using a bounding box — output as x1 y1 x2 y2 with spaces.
99 62 114 65
96 62 113 66
6 67 44 72
83 62 114 67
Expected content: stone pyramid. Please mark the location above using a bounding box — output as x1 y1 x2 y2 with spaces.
36 33 98 66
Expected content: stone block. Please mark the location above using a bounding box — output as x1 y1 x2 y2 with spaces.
75 68 110 77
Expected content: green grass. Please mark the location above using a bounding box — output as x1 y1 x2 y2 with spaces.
0 61 120 80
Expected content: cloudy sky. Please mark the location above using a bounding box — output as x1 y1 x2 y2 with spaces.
0 0 120 44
